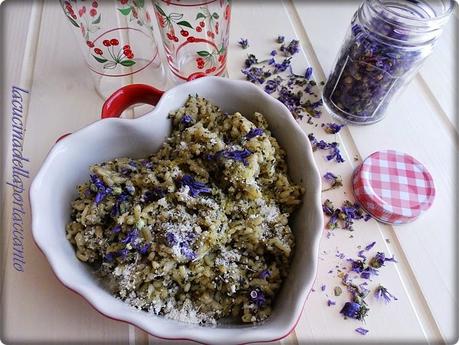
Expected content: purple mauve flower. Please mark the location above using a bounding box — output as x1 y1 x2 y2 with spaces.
276 35 285 43
244 54 258 68
112 224 121 233
166 232 177 246
180 175 211 197
216 149 252 166
249 289 266 307
141 159 153 169
142 187 165 203
355 327 369 335
238 38 249 49
111 192 129 217
90 174 112 205
264 79 280 94
327 299 336 306
323 123 345 134
323 172 337 182
304 67 313 80
280 39 300 56
340 302 361 319
121 229 138 244
365 241 376 251
375 285 397 303
350 259 365 273
181 114 193 126
357 250 367 260
321 284 326 291
270 50 277 56
180 243 197 261
136 243 151 255
246 128 264 140
259 269 271 279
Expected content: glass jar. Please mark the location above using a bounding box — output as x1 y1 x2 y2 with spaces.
322 0 455 125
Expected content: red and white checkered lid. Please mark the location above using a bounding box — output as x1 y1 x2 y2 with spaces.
352 150 435 224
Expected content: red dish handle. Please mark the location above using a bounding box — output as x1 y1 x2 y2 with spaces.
100 84 164 119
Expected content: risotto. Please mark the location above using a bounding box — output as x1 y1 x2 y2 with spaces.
66 96 303 325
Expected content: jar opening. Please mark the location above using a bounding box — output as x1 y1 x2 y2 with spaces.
372 0 456 23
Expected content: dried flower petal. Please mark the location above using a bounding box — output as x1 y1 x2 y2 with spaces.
323 123 345 134
276 35 285 43
375 285 397 303
355 327 369 335
238 38 249 49
180 175 211 197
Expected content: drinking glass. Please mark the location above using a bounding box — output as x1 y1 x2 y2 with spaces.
60 0 168 99
152 0 231 82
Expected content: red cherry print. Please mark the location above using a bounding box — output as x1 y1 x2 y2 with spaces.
94 48 103 55
187 36 195 42
196 26 202 33
103 39 111 47
78 7 85 17
199 21 205 28
173 36 179 42
71 14 77 19
167 32 173 40
90 8 97 17
123 44 131 50
127 53 134 59
120 0 128 4
124 49 132 56
218 55 224 63
110 38 119 46
224 5 231 20
92 1 98 8
86 40 95 48
205 68 212 74
180 29 189 37
211 66 216 72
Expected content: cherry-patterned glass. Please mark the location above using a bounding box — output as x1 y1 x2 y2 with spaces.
152 0 231 82
60 0 168 99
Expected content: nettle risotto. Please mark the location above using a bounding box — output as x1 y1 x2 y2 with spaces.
66 96 303 325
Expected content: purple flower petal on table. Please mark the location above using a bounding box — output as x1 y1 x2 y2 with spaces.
375 285 397 303
276 35 285 44
238 38 249 49
270 50 277 56
355 327 369 335
357 250 367 260
304 67 313 80
280 39 300 56
327 299 336 306
340 301 361 319
321 284 326 291
136 243 151 255
365 241 376 251
244 54 258 68
323 123 345 134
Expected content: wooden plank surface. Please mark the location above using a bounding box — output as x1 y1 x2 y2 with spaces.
293 1 457 342
1 0 457 344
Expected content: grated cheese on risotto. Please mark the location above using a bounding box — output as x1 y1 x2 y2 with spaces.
66 96 303 325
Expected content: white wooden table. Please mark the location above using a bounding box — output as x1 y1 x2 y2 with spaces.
1 1 457 344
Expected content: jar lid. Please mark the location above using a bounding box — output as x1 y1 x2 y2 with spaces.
352 150 435 224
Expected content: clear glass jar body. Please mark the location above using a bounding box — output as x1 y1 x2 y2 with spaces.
322 0 455 125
